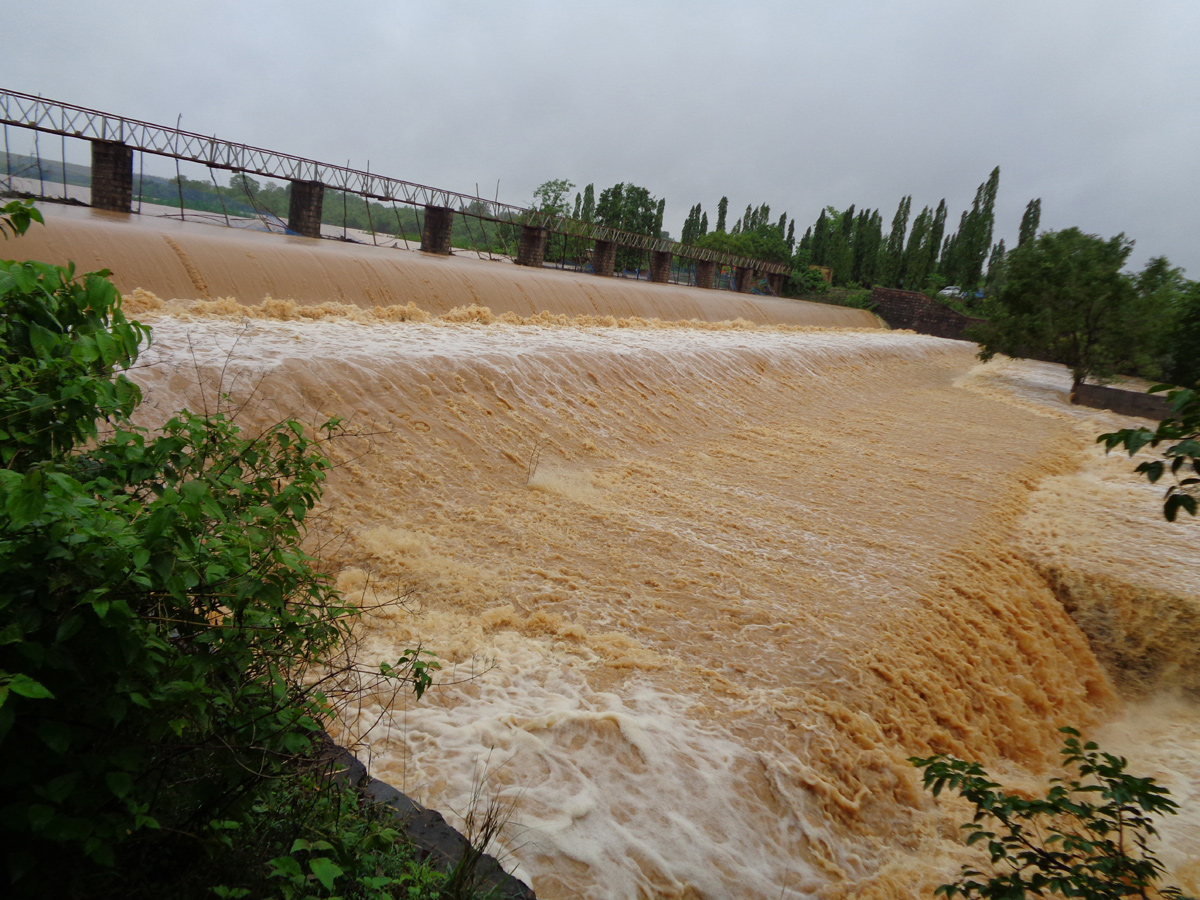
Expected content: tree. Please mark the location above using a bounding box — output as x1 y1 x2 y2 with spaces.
880 194 911 287
580 183 596 222
716 195 728 233
1101 385 1200 521
970 227 1143 392
985 238 1006 291
912 728 1195 899
0 201 437 896
1019 198 1042 247
531 178 574 216
1163 280 1200 388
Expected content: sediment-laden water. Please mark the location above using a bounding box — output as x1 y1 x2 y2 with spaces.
124 305 1199 900
13 210 1198 897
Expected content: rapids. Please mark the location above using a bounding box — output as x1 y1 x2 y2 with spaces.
11 210 1199 897
125 309 1199 899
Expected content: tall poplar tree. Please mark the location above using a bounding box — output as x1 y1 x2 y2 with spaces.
581 183 596 222
1019 197 1041 247
902 205 934 290
716 196 729 232
928 199 947 282
880 195 912 287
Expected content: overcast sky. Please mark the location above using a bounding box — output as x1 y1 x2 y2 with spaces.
4 0 1198 274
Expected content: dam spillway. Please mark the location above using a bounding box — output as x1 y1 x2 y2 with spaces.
13 205 876 327
7 208 1200 898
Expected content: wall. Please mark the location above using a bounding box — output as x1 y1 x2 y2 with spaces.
870 287 985 341
1072 383 1171 420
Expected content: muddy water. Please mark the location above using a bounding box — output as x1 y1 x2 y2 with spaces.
115 303 1200 899
16 204 877 327
23 208 1198 897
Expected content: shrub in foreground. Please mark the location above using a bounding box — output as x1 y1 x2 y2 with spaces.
0 199 441 897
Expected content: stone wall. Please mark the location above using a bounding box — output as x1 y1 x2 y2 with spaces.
90 140 133 212
650 250 672 283
1072 383 1171 420
870 287 985 340
420 205 454 255
287 180 325 239
322 739 536 898
516 225 548 267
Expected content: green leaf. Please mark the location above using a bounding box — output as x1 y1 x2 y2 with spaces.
8 674 55 700
308 857 343 891
37 720 71 754
105 771 132 799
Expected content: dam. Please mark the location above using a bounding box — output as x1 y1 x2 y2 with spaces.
9 205 1200 898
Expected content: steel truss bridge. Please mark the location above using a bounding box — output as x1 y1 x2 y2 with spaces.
0 89 790 275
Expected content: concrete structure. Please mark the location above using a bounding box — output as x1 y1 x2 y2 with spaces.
694 260 717 290
286 180 325 239
420 205 454 255
766 272 785 296
735 266 756 293
592 239 616 277
650 250 672 284
869 287 985 341
90 140 133 213
516 224 548 268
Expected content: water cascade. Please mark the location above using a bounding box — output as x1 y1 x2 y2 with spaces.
16 210 1200 897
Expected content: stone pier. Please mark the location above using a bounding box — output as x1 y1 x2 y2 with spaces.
735 266 756 293
516 225 548 268
766 272 785 296
650 250 672 284
420 205 454 255
694 260 717 289
592 239 616 276
90 141 133 212
287 180 325 238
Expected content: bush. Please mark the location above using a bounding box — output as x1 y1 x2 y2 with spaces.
912 728 1195 899
0 199 439 897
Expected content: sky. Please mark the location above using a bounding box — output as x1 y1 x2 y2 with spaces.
4 0 1199 275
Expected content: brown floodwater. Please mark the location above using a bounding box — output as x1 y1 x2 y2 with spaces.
10 210 1199 898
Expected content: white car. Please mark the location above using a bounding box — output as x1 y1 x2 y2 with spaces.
938 286 963 298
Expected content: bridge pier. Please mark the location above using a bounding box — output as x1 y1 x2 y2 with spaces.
766 272 785 296
287 180 325 238
90 140 133 212
694 260 716 289
591 239 616 277
735 266 756 293
420 205 454 255
650 250 672 284
516 225 548 268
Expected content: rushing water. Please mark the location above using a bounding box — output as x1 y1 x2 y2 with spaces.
18 208 1198 897
121 304 1199 900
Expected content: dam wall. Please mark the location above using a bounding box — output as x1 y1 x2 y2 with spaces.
9 205 880 328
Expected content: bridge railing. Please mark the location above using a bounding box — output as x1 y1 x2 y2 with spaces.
0 88 790 275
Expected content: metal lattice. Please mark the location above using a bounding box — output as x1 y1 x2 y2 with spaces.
0 88 791 275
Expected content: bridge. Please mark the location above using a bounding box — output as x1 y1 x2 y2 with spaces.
0 89 790 293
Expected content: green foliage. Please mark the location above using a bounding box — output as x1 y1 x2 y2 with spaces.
205 771 446 900
0 257 149 467
1 198 44 240
969 227 1146 389
912 728 1194 899
1100 386 1200 521
531 178 574 216
0 230 440 896
1165 281 1200 388
696 214 791 266
1019 198 1042 247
